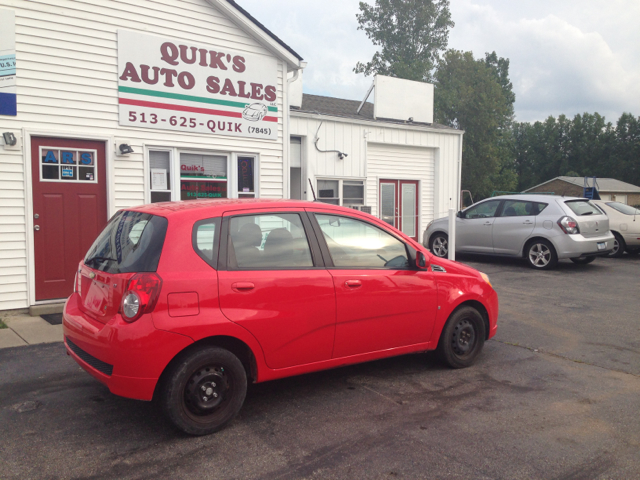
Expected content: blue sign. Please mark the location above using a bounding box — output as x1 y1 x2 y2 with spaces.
80 152 93 165
62 168 73 178
44 150 58 163
0 54 15 77
62 151 75 164
0 91 16 116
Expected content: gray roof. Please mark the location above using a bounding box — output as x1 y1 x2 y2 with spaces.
526 176 640 193
226 0 303 61
293 94 459 132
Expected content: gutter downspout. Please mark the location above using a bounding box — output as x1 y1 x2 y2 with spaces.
285 65 304 198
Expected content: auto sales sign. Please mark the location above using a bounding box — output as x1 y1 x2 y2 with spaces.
117 30 278 140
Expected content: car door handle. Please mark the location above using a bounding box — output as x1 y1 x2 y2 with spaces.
483 222 492 226
345 280 362 288
232 282 255 291
523 220 533 225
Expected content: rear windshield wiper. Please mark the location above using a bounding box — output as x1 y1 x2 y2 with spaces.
85 256 117 265
581 211 593 216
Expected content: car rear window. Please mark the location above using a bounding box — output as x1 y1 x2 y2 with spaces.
564 200 602 216
84 210 168 273
606 202 640 215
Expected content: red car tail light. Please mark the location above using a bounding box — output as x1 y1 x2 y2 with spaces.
558 216 580 234
120 273 163 323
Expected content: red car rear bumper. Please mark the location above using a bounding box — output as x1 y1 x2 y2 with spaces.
63 293 193 401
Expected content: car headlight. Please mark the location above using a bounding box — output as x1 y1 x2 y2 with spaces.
480 272 492 288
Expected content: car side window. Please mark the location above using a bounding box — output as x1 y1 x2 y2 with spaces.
315 214 409 268
500 200 548 217
228 213 313 269
193 217 221 268
463 200 501 219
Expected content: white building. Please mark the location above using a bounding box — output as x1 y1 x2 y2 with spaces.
0 0 462 313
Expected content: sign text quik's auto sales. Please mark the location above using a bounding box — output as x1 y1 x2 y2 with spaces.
117 30 279 140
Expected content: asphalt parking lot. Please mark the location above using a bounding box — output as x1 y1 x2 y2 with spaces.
1 254 639 479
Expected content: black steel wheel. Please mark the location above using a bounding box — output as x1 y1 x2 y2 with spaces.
161 346 247 435
608 232 625 258
570 256 596 265
526 239 558 270
436 306 486 369
429 233 449 258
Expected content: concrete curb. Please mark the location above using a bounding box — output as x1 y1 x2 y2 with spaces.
0 314 63 349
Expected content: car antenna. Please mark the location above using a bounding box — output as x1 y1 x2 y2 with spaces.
308 179 317 201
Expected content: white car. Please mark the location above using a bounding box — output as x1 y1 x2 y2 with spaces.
591 200 640 257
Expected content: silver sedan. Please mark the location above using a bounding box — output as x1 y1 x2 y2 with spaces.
423 195 614 269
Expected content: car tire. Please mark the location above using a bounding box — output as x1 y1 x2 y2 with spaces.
161 346 247 436
436 306 486 369
570 256 596 265
429 233 449 258
608 232 626 258
525 239 558 270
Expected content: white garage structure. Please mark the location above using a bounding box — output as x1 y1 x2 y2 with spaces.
288 80 464 242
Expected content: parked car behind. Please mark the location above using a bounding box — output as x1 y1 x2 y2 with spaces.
63 199 498 435
423 195 614 269
591 200 640 257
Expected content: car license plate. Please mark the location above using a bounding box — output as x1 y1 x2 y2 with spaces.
597 242 606 251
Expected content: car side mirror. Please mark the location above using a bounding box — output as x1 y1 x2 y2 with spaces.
417 251 429 269
457 210 464 218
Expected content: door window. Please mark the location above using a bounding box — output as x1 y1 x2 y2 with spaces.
228 214 313 269
315 214 409 268
500 200 547 217
464 200 501 219
40 147 97 183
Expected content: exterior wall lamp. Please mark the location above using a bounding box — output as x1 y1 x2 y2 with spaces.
2 132 17 146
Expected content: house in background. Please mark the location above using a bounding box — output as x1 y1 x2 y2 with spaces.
525 177 640 206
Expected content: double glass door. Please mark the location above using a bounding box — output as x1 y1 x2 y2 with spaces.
379 179 419 240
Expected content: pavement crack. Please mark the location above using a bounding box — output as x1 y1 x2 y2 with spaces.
494 339 640 378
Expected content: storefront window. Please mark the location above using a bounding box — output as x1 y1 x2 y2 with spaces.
149 150 171 203
237 156 256 198
180 153 228 200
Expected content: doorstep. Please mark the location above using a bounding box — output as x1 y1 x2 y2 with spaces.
29 302 65 316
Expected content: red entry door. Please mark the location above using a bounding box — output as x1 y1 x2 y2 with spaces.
379 179 419 240
31 137 108 301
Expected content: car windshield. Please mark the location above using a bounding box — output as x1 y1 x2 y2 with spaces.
84 210 168 273
606 202 640 215
564 200 601 216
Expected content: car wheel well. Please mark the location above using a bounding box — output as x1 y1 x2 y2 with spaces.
154 335 257 401
451 300 490 341
522 236 555 258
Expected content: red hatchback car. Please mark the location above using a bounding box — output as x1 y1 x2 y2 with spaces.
63 199 498 435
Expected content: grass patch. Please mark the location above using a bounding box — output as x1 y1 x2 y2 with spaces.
0 319 7 329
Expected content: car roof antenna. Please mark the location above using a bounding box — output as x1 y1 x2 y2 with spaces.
308 179 317 201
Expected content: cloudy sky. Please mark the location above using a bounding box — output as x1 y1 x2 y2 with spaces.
239 0 640 123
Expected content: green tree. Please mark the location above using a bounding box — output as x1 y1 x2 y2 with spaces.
354 0 454 82
435 50 517 198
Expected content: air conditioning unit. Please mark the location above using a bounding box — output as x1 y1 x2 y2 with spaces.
348 205 372 214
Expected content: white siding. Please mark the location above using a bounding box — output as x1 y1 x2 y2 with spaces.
0 0 289 310
290 114 462 241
